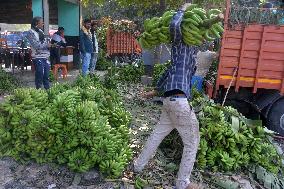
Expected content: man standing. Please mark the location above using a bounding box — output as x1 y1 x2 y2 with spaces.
134 4 224 189
26 17 51 90
80 19 93 76
50 27 67 67
89 21 99 74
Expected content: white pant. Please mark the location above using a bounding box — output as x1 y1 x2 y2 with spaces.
134 97 200 189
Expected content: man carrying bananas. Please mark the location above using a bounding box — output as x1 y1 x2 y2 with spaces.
133 3 224 189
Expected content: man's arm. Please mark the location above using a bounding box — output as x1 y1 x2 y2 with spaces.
79 30 86 54
169 3 192 43
170 11 184 43
26 31 48 50
202 13 224 28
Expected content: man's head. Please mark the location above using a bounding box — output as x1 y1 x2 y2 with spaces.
58 27 65 35
91 21 97 30
31 17 44 30
83 18 92 30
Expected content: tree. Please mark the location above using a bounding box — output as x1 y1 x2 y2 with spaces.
81 0 225 9
81 0 226 27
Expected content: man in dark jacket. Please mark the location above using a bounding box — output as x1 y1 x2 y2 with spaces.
26 17 51 90
80 19 93 76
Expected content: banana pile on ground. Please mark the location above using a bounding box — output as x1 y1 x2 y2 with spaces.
159 90 282 174
0 76 132 178
0 69 21 95
195 97 281 174
139 4 224 49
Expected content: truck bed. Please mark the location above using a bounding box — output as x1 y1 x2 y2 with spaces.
216 24 284 94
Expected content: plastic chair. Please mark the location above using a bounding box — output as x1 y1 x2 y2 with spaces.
53 64 68 80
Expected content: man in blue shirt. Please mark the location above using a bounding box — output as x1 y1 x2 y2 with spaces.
80 19 94 76
134 4 224 189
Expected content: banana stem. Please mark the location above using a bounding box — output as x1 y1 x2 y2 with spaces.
202 16 222 28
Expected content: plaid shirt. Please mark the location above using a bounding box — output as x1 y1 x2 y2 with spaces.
157 10 199 99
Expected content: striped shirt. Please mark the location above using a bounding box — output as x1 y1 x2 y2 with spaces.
25 29 50 59
156 10 199 99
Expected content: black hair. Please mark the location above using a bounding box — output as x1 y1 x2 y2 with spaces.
83 18 92 24
31 16 45 43
58 27 65 31
31 17 43 30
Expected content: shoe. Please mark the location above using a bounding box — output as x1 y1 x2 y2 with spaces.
186 182 204 189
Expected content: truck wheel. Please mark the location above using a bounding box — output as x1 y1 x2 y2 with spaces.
267 98 284 136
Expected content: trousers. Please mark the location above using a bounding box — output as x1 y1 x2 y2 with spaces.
33 58 50 90
134 97 200 189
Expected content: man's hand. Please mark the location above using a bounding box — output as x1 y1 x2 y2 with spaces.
218 13 224 21
180 3 191 11
213 52 219 59
140 90 157 99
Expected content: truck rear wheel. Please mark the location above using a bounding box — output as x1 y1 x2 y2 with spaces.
267 98 284 136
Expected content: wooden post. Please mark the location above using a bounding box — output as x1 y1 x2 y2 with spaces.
43 0 49 36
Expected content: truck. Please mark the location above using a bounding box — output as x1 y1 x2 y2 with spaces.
106 28 142 65
208 0 284 135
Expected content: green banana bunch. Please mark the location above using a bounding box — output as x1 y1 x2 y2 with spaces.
68 148 92 172
139 10 175 49
135 177 148 189
139 5 224 49
0 69 21 95
160 90 282 174
194 95 282 174
0 77 133 178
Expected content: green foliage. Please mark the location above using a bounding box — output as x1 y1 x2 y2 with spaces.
0 78 132 178
103 66 119 90
117 64 144 84
102 63 144 89
205 59 219 85
152 60 171 86
96 24 108 52
49 71 55 82
0 69 21 95
96 50 112 71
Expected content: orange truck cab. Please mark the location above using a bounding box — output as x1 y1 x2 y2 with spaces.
211 0 284 135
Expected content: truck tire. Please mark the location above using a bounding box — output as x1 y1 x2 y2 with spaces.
267 98 284 136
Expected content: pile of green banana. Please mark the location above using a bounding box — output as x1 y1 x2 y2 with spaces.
194 94 282 174
159 90 282 174
0 69 21 95
0 76 133 178
139 4 224 49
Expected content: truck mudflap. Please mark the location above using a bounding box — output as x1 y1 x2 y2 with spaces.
253 90 283 118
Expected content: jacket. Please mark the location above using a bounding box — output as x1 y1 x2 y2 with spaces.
79 27 94 54
51 31 67 47
26 29 50 59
